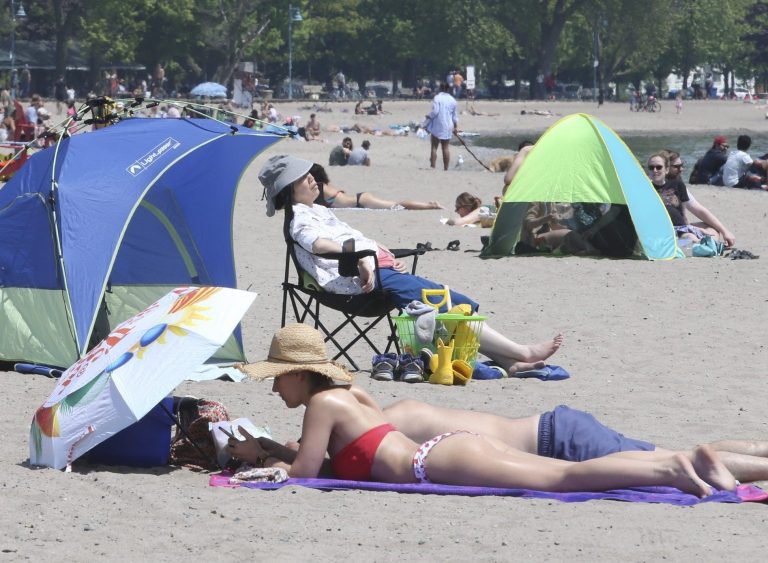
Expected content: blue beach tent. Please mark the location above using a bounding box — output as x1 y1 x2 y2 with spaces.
0 118 282 367
481 113 679 260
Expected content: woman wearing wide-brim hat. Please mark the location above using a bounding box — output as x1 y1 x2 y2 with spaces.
258 153 564 375
229 324 730 496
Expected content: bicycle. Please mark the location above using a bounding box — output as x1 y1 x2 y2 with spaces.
633 94 661 113
643 95 661 112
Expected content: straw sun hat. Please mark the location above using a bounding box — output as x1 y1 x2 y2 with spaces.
236 323 353 383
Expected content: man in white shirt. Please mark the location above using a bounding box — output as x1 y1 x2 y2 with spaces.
721 135 768 189
26 94 42 125
347 140 371 166
425 82 458 170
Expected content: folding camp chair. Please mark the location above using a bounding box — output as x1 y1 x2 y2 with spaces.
281 213 423 371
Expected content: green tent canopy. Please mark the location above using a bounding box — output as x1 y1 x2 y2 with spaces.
481 113 680 260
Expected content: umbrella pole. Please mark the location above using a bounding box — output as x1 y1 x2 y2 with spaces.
160 402 222 471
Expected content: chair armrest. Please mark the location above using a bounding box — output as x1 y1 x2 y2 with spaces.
315 249 377 261
390 248 425 259
316 248 377 278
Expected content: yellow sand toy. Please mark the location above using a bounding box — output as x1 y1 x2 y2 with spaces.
428 338 455 385
394 287 486 383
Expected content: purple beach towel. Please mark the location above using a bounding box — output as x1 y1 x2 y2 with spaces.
209 473 767 506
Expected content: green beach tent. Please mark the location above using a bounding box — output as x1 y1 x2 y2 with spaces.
481 113 679 260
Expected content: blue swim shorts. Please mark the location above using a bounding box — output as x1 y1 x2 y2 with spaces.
378 268 478 312
537 405 655 462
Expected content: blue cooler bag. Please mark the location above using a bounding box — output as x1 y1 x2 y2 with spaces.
87 397 174 467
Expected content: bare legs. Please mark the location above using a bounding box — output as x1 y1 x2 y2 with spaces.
356 192 443 210
430 135 450 170
479 324 563 373
598 441 768 485
425 433 722 497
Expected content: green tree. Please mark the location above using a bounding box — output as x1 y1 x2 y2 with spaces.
78 0 149 88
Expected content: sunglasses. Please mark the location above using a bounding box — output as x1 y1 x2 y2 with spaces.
670 163 684 169
648 165 664 171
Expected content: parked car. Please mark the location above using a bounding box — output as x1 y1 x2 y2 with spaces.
563 84 583 100
731 87 752 100
365 85 391 99
273 83 306 99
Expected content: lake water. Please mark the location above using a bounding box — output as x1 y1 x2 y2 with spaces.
473 133 768 172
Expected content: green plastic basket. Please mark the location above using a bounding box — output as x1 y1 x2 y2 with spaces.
394 313 487 367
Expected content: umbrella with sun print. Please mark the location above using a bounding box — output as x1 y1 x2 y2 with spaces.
30 286 256 469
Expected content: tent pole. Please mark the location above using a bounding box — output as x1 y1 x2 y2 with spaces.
47 108 94 357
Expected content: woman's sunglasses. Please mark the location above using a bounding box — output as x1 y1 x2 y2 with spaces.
648 165 664 171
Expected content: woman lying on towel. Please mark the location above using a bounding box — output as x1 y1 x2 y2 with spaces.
260 154 562 374
230 325 733 496
309 164 443 210
359 391 768 485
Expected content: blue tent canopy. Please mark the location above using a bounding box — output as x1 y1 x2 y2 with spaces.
0 118 282 367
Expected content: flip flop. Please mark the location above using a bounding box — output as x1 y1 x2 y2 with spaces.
416 241 437 252
729 249 759 260
446 240 460 251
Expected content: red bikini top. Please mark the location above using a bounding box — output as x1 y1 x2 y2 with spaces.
330 423 396 481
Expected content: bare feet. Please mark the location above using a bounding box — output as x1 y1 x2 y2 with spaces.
669 453 714 497
518 334 564 363
691 445 737 492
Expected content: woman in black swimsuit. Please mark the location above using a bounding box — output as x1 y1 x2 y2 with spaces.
310 164 443 210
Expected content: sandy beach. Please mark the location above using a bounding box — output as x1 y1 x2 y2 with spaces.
2 98 767 561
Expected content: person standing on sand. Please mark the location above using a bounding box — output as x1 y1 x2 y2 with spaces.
425 82 458 170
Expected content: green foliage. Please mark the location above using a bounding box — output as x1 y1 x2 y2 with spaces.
8 0 766 94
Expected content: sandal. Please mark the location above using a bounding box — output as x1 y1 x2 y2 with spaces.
446 240 460 251
728 249 760 260
416 241 436 252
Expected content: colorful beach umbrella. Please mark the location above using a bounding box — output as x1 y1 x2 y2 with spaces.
29 286 256 470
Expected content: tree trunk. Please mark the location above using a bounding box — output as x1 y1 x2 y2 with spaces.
535 0 586 99
53 0 70 78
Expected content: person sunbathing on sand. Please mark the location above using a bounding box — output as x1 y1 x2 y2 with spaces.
310 164 442 210
261 155 563 373
230 324 732 497
462 104 500 117
447 192 496 227
342 390 768 486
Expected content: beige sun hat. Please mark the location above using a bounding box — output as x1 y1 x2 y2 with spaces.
236 323 353 383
